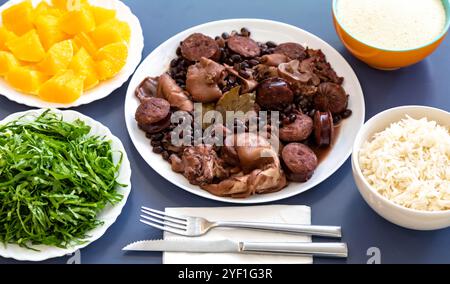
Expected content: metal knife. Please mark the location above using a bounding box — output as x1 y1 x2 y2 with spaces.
123 239 348 258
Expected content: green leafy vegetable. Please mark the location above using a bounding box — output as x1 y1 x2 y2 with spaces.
0 110 124 249
216 86 256 120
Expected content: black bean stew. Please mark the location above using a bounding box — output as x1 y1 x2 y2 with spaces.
134 28 352 198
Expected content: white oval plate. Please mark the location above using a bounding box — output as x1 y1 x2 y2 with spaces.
0 0 144 109
0 109 132 261
125 19 366 204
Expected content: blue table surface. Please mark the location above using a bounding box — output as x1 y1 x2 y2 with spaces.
0 0 449 265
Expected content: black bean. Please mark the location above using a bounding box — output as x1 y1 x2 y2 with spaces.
175 72 186 80
266 41 277 48
152 133 164 141
231 54 242 63
284 104 293 114
239 70 251 79
333 115 342 125
240 61 250 69
309 109 316 118
170 59 179 67
162 151 170 161
176 46 182 56
342 109 353 119
151 140 162 147
240 27 250 37
228 76 236 84
222 32 230 39
226 59 234 66
248 59 260 67
153 146 164 154
289 114 297 123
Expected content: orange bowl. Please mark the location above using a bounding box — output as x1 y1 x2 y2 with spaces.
332 0 450 70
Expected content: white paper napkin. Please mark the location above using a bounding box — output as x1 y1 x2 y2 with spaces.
163 205 312 264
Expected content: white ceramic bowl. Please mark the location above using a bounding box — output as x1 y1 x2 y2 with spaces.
125 19 366 204
352 106 450 231
0 0 144 109
0 109 132 261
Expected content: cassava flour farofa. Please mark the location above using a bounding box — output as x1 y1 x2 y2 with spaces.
359 116 450 212
336 0 447 50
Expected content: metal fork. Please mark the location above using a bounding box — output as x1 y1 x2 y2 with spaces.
140 207 342 238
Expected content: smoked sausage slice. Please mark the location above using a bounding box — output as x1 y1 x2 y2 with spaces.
274 43 306 61
279 114 314 142
227 35 261 58
314 111 334 147
282 143 318 182
135 97 171 134
181 33 221 62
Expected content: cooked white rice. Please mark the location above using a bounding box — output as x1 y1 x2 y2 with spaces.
359 116 450 212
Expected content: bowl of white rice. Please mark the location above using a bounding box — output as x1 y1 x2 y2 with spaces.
352 106 450 230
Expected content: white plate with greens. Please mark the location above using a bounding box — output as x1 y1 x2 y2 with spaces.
0 109 131 261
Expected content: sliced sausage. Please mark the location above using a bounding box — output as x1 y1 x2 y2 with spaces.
135 98 171 134
282 143 318 182
314 82 348 114
227 35 261 58
274 43 306 61
181 33 221 62
138 113 172 134
256 77 294 110
279 114 314 142
314 111 334 147
135 97 170 125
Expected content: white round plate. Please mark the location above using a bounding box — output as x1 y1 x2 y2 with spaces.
0 109 132 261
0 0 144 109
125 19 365 204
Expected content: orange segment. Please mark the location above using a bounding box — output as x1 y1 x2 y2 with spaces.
6 30 46 62
6 66 47 95
33 2 64 22
90 6 116 25
90 18 131 47
73 32 98 56
69 47 99 90
52 0 88 11
0 51 20 75
95 41 128 80
39 70 84 103
0 27 18 51
60 9 96 35
37 40 74 75
1 0 34 36
34 14 68 50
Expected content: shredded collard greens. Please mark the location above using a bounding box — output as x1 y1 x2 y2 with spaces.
0 110 124 249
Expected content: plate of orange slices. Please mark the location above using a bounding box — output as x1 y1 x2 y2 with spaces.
0 0 143 108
